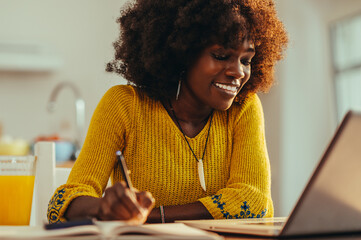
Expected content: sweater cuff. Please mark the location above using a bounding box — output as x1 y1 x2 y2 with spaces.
47 185 99 223
199 192 272 219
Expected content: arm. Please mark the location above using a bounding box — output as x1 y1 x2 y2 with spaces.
198 94 273 219
146 201 212 223
47 86 137 223
65 182 155 223
65 196 100 220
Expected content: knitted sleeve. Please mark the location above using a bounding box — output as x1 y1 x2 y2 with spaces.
47 85 135 223
199 94 273 219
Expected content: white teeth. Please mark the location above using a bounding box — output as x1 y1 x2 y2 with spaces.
214 83 238 92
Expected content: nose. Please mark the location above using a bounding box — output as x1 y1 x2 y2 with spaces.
225 61 245 80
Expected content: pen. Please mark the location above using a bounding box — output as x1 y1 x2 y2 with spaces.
116 150 147 219
116 150 134 191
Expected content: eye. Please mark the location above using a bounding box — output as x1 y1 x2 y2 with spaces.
211 53 229 61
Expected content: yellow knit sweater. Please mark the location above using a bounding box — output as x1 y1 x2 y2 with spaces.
47 85 273 223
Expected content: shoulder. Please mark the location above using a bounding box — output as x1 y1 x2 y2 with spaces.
106 84 153 102
99 84 159 116
92 85 140 119
104 84 137 100
100 84 146 107
226 93 264 126
230 94 263 115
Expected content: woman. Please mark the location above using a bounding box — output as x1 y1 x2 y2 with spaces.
48 0 288 223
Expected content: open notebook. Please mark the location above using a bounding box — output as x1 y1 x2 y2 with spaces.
0 222 222 240
179 111 361 237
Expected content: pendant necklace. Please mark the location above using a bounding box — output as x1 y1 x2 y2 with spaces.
169 100 213 192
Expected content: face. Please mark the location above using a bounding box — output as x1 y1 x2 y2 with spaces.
183 40 255 111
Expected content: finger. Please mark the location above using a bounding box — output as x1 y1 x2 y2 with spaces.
98 199 119 220
136 191 155 209
100 187 135 220
114 182 143 219
116 187 143 219
98 188 125 220
112 201 133 220
106 185 135 220
114 182 135 199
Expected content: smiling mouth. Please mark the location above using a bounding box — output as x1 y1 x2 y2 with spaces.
213 82 239 93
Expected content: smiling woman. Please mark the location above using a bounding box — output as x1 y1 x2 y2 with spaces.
184 41 255 112
47 0 288 224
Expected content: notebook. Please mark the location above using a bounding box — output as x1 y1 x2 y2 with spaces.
0 222 223 240
179 110 361 237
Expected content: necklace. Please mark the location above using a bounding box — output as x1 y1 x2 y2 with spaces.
169 101 213 192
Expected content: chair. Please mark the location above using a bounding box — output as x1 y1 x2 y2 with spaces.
29 141 111 226
29 141 71 226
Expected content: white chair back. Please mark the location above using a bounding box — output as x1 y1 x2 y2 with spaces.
29 141 71 226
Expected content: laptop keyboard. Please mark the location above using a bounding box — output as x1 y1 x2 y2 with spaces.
244 221 285 227
209 218 286 227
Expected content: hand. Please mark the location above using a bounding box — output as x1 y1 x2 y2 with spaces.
97 182 154 223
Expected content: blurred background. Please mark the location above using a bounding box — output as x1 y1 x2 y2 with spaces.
0 0 361 216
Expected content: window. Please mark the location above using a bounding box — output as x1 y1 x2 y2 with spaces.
331 13 361 121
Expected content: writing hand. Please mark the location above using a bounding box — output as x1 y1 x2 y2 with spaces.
97 182 154 223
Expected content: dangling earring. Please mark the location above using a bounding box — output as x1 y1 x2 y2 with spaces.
176 80 181 101
176 71 184 101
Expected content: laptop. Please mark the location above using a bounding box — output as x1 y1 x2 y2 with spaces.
179 111 361 237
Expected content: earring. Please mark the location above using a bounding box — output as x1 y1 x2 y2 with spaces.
176 79 181 101
176 71 185 101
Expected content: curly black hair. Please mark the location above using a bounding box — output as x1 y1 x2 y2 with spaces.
106 0 288 102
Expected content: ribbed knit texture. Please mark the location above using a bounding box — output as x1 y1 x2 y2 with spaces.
47 85 273 223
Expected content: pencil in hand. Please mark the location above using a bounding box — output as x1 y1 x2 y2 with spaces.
116 150 134 191
116 150 149 222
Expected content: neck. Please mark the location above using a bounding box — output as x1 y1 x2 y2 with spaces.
168 83 213 125
167 98 214 138
169 98 212 125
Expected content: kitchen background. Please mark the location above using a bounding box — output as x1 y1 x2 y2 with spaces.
1 0 361 217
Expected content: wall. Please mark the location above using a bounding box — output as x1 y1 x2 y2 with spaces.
0 0 127 144
263 0 361 216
